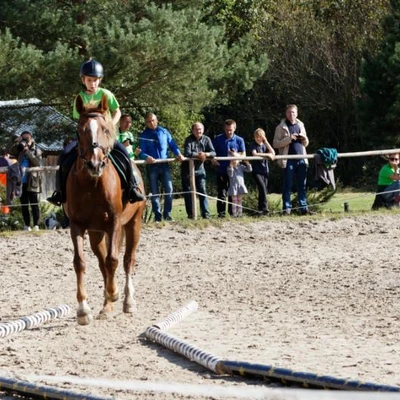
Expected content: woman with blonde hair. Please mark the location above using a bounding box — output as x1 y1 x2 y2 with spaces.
249 128 275 215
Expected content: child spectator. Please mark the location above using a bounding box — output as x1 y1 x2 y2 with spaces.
249 128 275 215
227 156 252 217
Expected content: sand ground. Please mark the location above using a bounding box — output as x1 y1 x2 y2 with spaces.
1 213 400 399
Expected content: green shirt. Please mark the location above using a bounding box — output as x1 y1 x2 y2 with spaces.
117 130 136 159
378 163 396 186
72 88 120 120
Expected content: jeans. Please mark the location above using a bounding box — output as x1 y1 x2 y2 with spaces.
216 172 232 217
282 159 308 212
252 172 269 212
181 172 210 218
20 184 39 227
146 164 173 221
381 181 400 204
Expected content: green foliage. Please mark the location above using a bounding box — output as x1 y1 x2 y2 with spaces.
0 29 43 98
305 186 337 211
0 0 266 136
204 0 390 186
358 0 400 150
0 0 395 192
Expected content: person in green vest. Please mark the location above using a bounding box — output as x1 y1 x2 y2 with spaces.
372 153 400 209
117 114 137 159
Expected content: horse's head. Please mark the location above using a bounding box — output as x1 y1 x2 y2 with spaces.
76 94 116 177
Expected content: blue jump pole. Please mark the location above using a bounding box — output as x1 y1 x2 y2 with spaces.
219 360 400 392
0 375 112 400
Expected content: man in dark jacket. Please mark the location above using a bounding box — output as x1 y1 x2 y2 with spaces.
181 122 216 219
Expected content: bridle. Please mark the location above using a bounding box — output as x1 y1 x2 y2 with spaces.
77 112 111 162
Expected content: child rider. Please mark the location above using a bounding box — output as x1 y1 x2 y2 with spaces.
47 59 146 206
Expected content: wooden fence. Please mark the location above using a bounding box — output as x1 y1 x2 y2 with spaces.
1 148 400 219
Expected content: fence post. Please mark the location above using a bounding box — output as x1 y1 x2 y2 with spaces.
188 159 198 220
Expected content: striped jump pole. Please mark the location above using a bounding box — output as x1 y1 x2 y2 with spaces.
152 300 198 331
145 302 400 392
0 305 72 338
145 326 223 374
145 300 223 374
0 375 112 400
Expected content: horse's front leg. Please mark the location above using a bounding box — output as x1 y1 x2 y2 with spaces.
70 226 92 325
100 222 122 316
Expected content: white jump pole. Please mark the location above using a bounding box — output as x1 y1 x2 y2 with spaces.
152 300 198 331
145 300 223 374
145 326 223 374
0 305 72 338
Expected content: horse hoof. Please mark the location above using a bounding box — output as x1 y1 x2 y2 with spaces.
77 313 93 325
97 312 109 320
123 301 137 314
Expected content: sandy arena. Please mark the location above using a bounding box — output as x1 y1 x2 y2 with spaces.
1 214 400 399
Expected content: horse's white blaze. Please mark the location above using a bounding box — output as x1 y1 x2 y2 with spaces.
89 119 99 144
89 119 102 168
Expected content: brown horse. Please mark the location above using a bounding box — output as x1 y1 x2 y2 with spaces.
64 94 145 325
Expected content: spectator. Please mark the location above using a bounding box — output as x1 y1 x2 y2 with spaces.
0 148 11 187
181 122 216 219
0 148 14 215
273 104 313 215
227 157 252 217
9 130 42 231
212 119 246 218
138 113 185 222
249 128 275 215
372 153 400 210
47 59 145 206
117 114 137 159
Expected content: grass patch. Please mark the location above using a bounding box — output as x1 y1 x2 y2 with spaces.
153 188 380 224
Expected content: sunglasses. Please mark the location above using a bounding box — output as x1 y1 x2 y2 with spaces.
390 157 399 161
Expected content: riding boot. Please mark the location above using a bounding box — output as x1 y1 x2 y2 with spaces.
46 144 77 206
111 142 146 203
46 172 63 206
126 162 146 203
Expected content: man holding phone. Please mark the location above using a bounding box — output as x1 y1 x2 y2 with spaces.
273 104 312 215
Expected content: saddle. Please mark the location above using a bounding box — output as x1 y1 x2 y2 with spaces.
60 145 130 201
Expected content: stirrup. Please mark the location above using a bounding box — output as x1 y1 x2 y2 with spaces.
46 190 63 206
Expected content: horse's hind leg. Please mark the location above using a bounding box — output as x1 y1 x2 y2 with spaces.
123 216 142 313
71 227 93 325
88 231 119 317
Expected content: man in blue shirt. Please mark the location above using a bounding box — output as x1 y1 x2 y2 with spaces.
138 113 184 222
212 119 246 218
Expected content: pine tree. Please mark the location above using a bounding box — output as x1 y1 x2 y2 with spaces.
358 0 400 149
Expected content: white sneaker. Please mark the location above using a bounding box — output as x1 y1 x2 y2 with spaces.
24 226 32 231
33 225 39 231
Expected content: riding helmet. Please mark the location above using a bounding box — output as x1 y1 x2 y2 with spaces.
79 59 104 78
